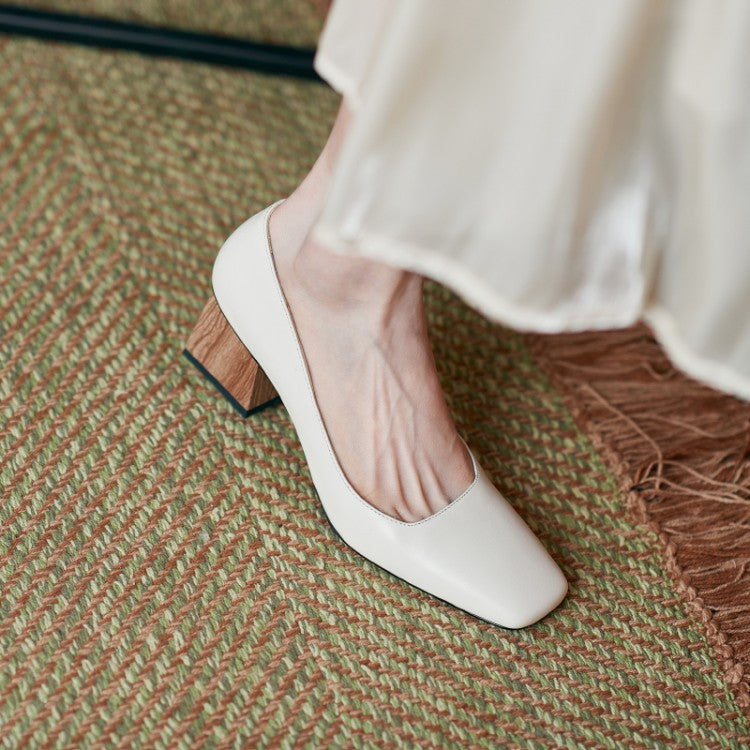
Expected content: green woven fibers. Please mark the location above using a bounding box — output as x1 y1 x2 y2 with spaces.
0 32 747 749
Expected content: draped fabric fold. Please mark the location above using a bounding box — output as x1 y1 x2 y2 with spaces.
311 0 750 400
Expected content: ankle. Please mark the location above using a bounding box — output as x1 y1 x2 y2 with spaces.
291 236 423 325
269 199 424 333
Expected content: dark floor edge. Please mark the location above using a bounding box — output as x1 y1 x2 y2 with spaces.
0 4 322 79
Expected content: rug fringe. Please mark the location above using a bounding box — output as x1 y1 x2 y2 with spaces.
527 323 750 710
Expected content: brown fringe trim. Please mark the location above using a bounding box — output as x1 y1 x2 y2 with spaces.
526 323 750 713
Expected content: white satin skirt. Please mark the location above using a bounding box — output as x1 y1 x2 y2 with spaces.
311 0 750 400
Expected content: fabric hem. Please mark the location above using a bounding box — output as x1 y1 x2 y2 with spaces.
644 307 750 401
313 221 750 402
313 51 361 108
312 222 642 333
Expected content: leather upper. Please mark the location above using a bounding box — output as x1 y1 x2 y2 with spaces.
212 203 568 628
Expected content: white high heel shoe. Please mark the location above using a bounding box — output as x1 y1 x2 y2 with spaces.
185 201 568 628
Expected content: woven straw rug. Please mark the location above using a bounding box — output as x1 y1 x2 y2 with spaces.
1 8 748 749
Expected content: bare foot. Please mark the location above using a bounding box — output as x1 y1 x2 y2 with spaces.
269 206 474 522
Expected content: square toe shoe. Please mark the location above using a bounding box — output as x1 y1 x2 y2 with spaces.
186 202 569 629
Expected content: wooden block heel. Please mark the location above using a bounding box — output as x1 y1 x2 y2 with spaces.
184 294 279 417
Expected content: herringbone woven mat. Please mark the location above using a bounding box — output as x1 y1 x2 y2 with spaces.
0 32 747 748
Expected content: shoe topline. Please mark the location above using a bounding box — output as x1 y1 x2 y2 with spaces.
184 201 568 629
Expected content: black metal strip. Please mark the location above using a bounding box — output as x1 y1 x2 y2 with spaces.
0 4 322 80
